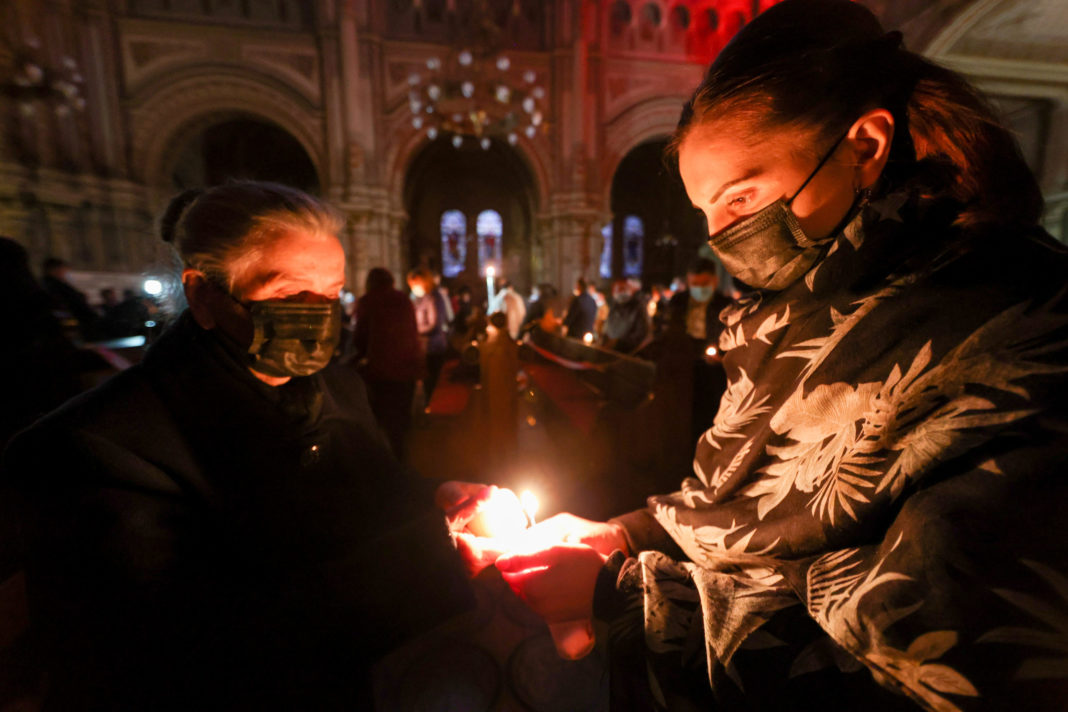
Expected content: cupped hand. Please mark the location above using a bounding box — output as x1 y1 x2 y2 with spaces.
453 531 509 577
495 543 607 624
526 513 629 557
436 482 495 533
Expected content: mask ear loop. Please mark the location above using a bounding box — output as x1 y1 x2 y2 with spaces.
786 128 852 207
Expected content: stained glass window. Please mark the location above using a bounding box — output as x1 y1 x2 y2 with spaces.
476 210 503 276
622 215 644 277
599 223 612 279
440 209 467 278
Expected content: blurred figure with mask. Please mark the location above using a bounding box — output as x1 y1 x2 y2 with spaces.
2 182 471 710
407 267 450 401
602 278 649 354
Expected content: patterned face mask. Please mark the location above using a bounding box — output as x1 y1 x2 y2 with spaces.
246 300 341 378
706 131 852 291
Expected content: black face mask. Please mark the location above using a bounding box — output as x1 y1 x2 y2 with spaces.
706 130 856 291
246 300 342 378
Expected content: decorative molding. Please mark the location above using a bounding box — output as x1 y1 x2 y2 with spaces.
242 44 321 103
122 35 209 89
602 60 702 121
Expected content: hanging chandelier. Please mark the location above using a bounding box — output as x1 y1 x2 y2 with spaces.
405 0 545 150
407 49 545 150
1 35 86 118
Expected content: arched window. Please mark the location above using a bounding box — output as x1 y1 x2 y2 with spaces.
622 215 644 277
476 209 503 276
440 209 466 278
599 223 613 279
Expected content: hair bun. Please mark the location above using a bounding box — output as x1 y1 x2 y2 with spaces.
159 188 203 244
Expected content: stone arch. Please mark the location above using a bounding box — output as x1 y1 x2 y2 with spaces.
130 68 325 200
602 95 688 211
384 112 551 217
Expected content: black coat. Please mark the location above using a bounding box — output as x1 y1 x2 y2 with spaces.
562 292 598 337
2 313 472 710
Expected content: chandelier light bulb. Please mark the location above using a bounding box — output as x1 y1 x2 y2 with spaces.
480 137 491 150
73 97 86 111
523 70 536 84
522 97 535 113
427 127 438 140
62 56 77 70
451 112 463 123
55 104 71 117
532 86 545 99
426 57 441 71
496 56 510 71
427 84 441 101
459 50 473 66
410 99 422 114
426 105 434 113
412 116 424 129
18 102 35 117
525 125 536 138
531 111 543 126
507 132 518 145
23 63 44 84
495 85 510 103
452 135 463 148
462 81 475 98
408 73 421 86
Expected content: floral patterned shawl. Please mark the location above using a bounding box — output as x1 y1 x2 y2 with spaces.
605 187 1068 710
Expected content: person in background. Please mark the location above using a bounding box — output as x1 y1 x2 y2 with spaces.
351 267 422 458
561 277 597 339
489 277 526 340
446 1 1068 709
41 256 100 341
451 284 474 334
408 267 450 401
590 283 610 340
522 282 558 335
602 278 650 354
648 282 675 335
3 182 471 710
432 271 454 330
669 257 733 346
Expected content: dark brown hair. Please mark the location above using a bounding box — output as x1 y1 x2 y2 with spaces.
668 0 1043 229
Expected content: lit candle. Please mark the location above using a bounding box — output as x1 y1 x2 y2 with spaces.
705 345 717 358
466 486 525 539
485 265 496 307
520 489 538 527
582 332 594 345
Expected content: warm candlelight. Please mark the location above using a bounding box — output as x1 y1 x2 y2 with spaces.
520 489 538 526
705 345 717 357
485 265 496 305
466 486 526 539
582 332 594 345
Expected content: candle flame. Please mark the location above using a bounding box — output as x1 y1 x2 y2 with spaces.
705 345 717 357
520 489 538 525
486 265 496 278
582 332 594 345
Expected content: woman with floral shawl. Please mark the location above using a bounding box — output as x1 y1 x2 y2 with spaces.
445 1 1068 709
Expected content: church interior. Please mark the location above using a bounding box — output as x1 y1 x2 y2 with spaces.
1 1 1067 710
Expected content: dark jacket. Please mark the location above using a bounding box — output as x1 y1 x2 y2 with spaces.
2 312 472 710
352 286 423 382
667 289 733 344
562 292 597 337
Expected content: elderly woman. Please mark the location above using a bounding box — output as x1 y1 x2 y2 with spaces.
451 1 1068 710
3 182 471 709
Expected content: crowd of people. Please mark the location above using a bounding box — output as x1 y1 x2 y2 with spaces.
2 0 1066 709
